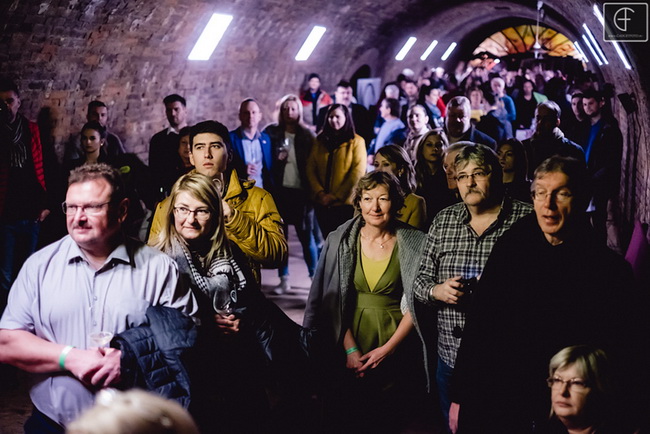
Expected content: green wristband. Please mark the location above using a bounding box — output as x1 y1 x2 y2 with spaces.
59 345 75 370
345 346 359 355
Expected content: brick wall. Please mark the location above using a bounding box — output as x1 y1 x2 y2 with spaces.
1 0 649 232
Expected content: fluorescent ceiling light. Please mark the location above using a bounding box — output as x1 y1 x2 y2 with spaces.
611 41 633 70
440 42 457 61
593 4 604 24
295 26 326 61
591 6 631 70
395 37 417 61
420 40 438 61
188 13 233 61
573 41 589 63
583 23 608 64
582 34 603 65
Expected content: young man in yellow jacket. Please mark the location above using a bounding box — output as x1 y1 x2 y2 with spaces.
148 120 287 283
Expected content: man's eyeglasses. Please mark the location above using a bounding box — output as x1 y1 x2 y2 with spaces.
173 206 211 221
546 377 590 392
531 189 573 204
62 202 110 215
456 171 490 183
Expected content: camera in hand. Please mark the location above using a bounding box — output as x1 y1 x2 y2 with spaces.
456 276 478 311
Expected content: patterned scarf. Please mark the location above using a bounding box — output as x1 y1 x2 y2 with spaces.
171 241 247 313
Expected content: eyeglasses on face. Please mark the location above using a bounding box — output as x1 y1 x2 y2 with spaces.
61 202 110 215
455 170 491 183
173 206 211 221
546 377 590 392
531 189 573 204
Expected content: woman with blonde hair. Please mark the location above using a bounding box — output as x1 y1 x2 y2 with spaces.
264 94 320 294
153 172 268 432
547 345 621 433
67 389 199 434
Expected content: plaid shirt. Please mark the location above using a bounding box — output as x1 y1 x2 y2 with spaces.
414 197 532 367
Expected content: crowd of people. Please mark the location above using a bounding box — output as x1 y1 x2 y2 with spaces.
0 60 647 434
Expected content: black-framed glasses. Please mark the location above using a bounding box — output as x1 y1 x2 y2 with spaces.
456 170 491 183
62 201 111 215
546 377 590 392
173 206 211 221
531 189 573 204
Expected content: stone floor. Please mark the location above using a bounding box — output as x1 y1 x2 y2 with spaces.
0 227 443 433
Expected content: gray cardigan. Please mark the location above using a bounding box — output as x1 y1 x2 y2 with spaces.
303 216 429 376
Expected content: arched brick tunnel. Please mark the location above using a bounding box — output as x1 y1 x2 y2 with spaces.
1 0 648 234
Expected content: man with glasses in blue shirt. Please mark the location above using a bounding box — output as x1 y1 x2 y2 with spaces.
0 163 196 433
413 143 532 431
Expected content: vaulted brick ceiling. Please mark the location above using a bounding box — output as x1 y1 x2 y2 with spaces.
1 0 648 222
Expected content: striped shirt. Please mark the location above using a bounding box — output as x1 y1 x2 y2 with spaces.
413 197 533 367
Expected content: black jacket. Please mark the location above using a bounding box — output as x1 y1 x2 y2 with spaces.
113 305 197 408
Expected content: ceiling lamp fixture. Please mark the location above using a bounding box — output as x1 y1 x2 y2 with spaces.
295 26 327 61
581 34 604 65
573 41 589 63
582 23 608 64
395 37 417 61
592 4 632 70
420 40 438 61
440 42 457 61
188 13 233 61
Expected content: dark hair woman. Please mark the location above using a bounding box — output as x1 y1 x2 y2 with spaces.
414 130 457 225
63 121 153 238
306 104 366 237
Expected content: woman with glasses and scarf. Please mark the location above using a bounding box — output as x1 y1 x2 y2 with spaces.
152 172 269 433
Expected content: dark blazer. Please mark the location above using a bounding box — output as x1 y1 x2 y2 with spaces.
113 305 197 409
229 127 273 189
263 123 315 190
149 128 182 196
448 125 497 150
452 214 641 432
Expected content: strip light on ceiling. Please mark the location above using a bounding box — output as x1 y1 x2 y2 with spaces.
188 13 233 60
573 41 589 63
395 37 417 61
592 4 632 70
295 26 327 61
440 42 457 61
581 34 603 65
420 40 438 60
582 23 608 64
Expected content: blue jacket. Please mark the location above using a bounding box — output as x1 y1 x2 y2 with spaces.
229 128 274 189
113 305 197 408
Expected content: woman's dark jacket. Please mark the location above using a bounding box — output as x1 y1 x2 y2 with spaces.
113 305 197 408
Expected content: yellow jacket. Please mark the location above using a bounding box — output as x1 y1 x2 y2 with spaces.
306 134 366 206
148 170 287 282
398 193 427 231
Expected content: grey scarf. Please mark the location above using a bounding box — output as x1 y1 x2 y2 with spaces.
169 241 247 313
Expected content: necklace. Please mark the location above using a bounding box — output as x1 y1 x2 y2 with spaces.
360 230 393 249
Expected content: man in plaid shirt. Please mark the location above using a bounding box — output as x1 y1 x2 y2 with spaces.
413 143 532 429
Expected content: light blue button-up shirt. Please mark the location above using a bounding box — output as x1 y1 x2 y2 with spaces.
0 235 197 426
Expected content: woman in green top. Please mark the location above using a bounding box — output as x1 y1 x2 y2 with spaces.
304 171 427 431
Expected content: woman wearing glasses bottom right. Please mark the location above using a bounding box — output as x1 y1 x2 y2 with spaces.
547 345 612 434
